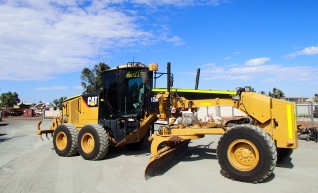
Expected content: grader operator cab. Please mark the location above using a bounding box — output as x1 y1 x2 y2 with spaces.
37 62 298 183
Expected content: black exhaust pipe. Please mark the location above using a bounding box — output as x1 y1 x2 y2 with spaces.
167 62 171 128
195 68 200 90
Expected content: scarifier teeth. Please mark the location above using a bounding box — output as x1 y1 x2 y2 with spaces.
36 120 54 141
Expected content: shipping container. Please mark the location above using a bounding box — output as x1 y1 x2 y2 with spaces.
23 109 34 117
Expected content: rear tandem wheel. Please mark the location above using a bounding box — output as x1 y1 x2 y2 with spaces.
53 123 79 157
217 124 277 183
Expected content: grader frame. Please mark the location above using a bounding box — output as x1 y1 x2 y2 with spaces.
36 62 298 183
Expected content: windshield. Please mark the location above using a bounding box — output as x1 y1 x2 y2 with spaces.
102 69 146 118
121 73 144 116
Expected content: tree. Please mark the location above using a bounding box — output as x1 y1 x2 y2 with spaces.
269 87 285 99
0 92 20 108
53 96 67 110
314 94 318 102
81 62 110 94
249 87 256 92
260 90 267 95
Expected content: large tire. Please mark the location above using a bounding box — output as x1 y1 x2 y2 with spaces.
53 123 78 157
277 148 293 163
217 124 277 183
78 124 109 160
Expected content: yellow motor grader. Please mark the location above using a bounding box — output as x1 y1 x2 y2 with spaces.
37 62 157 160
37 62 297 183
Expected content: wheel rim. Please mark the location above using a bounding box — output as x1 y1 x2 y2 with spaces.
227 139 259 171
56 131 68 151
81 132 95 154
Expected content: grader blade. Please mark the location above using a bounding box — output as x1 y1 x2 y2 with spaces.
145 140 190 180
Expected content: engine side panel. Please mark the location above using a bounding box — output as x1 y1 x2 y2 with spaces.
240 92 271 124
62 94 99 129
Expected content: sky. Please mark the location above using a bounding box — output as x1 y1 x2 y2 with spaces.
0 0 318 104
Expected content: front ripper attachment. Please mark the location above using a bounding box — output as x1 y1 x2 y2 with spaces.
145 140 190 180
36 117 60 140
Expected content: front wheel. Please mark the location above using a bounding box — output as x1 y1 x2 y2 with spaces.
217 124 277 183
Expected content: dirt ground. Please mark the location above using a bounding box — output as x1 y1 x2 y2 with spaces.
0 117 318 193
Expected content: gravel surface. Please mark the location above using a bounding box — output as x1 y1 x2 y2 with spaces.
0 117 318 193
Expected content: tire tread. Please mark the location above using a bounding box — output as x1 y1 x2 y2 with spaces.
79 124 109 160
64 123 79 157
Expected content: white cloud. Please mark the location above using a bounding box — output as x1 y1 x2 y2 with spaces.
200 63 216 68
302 46 318 55
245 57 271 66
223 51 242 61
73 85 83 90
34 85 83 91
201 63 318 83
0 2 151 80
127 0 225 7
165 36 184 46
287 46 318 58
34 86 69 91
1 0 224 81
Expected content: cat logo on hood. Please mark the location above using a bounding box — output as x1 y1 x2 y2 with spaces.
87 96 98 107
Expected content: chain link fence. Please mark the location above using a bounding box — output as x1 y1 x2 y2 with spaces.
296 102 318 128
296 102 318 142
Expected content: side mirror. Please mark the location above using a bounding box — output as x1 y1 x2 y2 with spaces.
141 71 149 85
